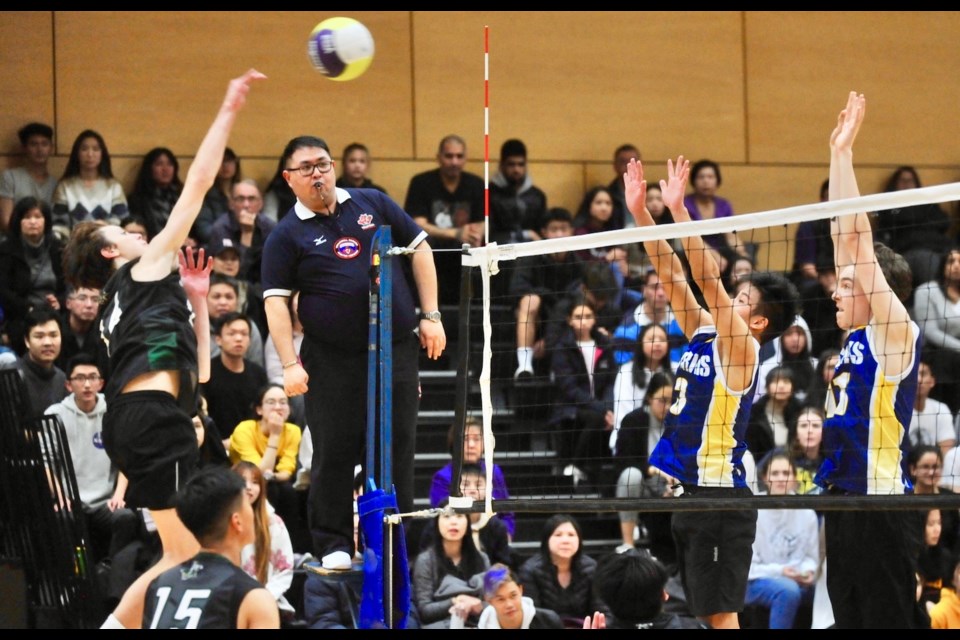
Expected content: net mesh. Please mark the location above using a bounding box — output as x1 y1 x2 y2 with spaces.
446 182 960 517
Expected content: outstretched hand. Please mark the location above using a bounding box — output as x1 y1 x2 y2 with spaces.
583 612 606 629
660 156 690 221
623 158 649 226
223 68 267 112
830 91 865 153
179 246 213 299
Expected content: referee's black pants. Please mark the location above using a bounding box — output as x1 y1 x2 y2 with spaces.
302 332 420 558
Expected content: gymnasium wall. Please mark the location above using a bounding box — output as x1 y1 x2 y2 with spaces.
1 11 958 269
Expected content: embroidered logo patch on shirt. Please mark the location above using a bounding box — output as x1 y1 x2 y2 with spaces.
334 237 362 259
357 213 375 230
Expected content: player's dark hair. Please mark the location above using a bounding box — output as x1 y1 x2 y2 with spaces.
176 467 247 547
743 271 801 344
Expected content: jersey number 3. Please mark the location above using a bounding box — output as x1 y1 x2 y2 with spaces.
825 372 850 418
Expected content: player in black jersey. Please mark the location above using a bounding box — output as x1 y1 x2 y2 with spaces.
63 69 265 628
144 467 279 629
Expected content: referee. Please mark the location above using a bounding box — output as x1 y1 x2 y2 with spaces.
262 136 445 571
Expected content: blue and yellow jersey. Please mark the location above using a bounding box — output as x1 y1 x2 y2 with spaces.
815 323 920 495
649 327 759 488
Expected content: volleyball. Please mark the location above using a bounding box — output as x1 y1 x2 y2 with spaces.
307 17 375 81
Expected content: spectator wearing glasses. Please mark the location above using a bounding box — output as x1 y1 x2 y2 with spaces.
208 179 275 285
262 136 443 571
203 312 267 445
57 284 108 375
229 383 302 544
45 354 139 565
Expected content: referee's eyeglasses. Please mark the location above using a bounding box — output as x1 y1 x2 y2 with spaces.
287 160 335 177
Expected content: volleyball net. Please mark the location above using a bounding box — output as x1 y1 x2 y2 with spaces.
442 182 960 518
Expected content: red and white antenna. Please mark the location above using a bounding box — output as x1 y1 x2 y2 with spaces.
483 25 490 246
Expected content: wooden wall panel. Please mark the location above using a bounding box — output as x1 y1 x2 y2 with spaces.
0 12 55 154
411 11 746 164
52 10 413 183
746 12 960 166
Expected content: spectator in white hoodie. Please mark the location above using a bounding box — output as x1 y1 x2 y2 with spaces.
45 353 139 563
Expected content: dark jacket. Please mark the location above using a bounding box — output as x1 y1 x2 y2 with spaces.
745 395 803 463
607 611 709 629
0 236 65 321
517 553 609 620
548 329 616 426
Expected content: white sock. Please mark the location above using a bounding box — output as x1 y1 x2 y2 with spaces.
101 614 126 629
516 347 533 372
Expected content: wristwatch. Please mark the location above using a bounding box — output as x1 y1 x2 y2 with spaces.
420 310 442 323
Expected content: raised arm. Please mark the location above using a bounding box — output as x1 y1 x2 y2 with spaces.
135 69 266 280
623 158 706 340
178 247 213 383
660 158 754 379
829 92 913 369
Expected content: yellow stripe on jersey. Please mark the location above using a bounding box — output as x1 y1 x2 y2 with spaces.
867 369 906 495
697 379 741 486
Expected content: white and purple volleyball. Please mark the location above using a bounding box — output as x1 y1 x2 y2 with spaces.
308 17 375 81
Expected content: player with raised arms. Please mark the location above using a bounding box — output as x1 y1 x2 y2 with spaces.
62 69 266 628
814 92 921 629
623 156 798 629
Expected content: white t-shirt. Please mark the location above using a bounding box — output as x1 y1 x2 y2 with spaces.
909 397 956 448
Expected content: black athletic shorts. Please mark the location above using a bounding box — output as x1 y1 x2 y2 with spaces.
671 486 756 617
102 390 198 510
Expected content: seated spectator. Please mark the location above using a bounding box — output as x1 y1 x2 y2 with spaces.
805 348 840 410
745 451 818 629
229 383 303 550
683 159 748 271
208 179 275 286
202 312 267 444
747 367 803 464
611 324 671 445
546 297 616 486
918 509 954 615
0 307 67 414
57 284 108 376
755 316 817 403
788 406 826 496
573 186 621 262
477 563 563 629
909 445 959 553
429 417 514 538
910 358 957 456
423 463 512 567
232 461 296 619
875 166 952 289
207 273 265 367
335 142 386 192
51 129 127 238
403 134 485 305
591 548 708 629
518 514 609 627
126 147 183 240
0 122 57 235
611 268 686 370
613 372 676 565
195 147 241 244
929 556 960 629
0 196 65 353
412 505 489 629
510 207 583 378
488 138 546 245
913 247 960 415
208 237 265 337
45 354 139 564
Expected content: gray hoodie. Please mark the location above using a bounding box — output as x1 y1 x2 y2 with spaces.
45 393 115 508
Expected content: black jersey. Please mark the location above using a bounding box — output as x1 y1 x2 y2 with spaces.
100 259 198 414
143 552 264 629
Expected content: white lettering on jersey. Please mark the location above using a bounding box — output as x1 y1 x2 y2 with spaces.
838 340 865 366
